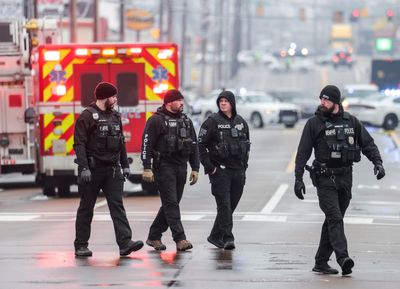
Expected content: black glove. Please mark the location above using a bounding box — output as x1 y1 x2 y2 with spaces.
123 168 131 178
80 168 92 183
374 163 385 180
294 179 306 200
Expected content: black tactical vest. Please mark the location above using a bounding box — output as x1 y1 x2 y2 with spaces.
317 112 361 166
155 112 194 156
85 107 123 153
209 113 250 161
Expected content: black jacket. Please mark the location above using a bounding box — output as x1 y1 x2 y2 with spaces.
198 91 250 173
141 105 200 171
295 106 383 179
73 103 129 169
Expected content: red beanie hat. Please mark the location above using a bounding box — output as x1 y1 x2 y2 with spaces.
94 82 117 100
164 89 184 104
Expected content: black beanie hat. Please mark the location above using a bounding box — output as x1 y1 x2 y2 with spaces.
164 89 184 104
319 85 341 105
94 82 117 100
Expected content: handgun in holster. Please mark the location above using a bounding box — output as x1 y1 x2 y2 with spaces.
305 160 326 187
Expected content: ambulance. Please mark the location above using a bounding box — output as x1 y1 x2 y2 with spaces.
30 43 179 196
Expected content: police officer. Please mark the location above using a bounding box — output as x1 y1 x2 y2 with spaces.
294 85 385 275
141 89 199 251
198 90 250 250
73 81 143 257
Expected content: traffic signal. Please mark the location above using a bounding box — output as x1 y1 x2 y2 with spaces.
350 9 360 22
386 9 394 21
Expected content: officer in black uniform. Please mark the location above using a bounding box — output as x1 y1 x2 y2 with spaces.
294 85 385 275
73 81 143 257
141 89 199 252
198 90 250 250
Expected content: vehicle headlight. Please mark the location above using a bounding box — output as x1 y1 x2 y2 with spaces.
265 108 278 115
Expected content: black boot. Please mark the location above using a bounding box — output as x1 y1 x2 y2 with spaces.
207 236 224 249
120 240 144 256
312 263 339 274
340 257 354 276
75 247 93 257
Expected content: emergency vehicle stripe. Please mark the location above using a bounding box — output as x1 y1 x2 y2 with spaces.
42 49 72 79
146 48 176 77
141 48 177 87
146 111 153 120
95 58 124 64
44 113 75 153
42 49 76 102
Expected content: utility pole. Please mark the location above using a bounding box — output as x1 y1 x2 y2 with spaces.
231 0 242 78
159 0 165 41
120 0 125 41
167 0 174 42
200 0 210 94
180 0 188 89
246 0 252 50
70 0 77 43
93 0 98 42
213 0 224 89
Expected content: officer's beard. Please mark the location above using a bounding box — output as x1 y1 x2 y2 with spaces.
105 99 114 111
318 104 335 117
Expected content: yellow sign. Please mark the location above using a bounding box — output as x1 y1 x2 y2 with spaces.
126 9 154 31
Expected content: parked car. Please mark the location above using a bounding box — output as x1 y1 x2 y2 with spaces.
269 90 319 118
342 84 380 109
193 89 301 128
238 91 301 128
347 93 400 130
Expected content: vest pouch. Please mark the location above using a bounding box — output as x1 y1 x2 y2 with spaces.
97 136 107 150
347 146 361 163
230 143 239 156
216 143 229 159
107 135 121 152
336 127 346 140
166 135 177 152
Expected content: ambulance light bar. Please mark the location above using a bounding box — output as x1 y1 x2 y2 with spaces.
76 48 88 56
157 49 173 60
130 48 142 55
102 49 116 56
44 51 60 61
153 83 169 94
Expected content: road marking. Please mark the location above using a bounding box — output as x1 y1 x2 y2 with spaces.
260 184 289 214
344 217 373 224
94 199 108 209
388 131 400 148
285 150 297 173
0 215 40 221
181 214 204 221
242 215 287 222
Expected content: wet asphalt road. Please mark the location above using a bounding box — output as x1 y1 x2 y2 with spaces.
0 122 400 289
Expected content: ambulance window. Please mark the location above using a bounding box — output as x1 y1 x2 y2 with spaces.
116 73 139 106
80 73 103 106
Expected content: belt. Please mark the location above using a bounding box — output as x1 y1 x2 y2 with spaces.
322 166 351 176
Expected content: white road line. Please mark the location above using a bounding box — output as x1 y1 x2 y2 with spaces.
181 215 204 221
344 217 373 224
260 184 289 214
242 215 287 222
94 199 108 209
0 215 40 221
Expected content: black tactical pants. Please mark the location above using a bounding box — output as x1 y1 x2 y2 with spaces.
209 167 246 242
315 173 352 266
74 166 132 250
148 163 187 242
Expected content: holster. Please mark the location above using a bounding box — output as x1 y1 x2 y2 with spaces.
153 150 162 169
305 165 318 187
